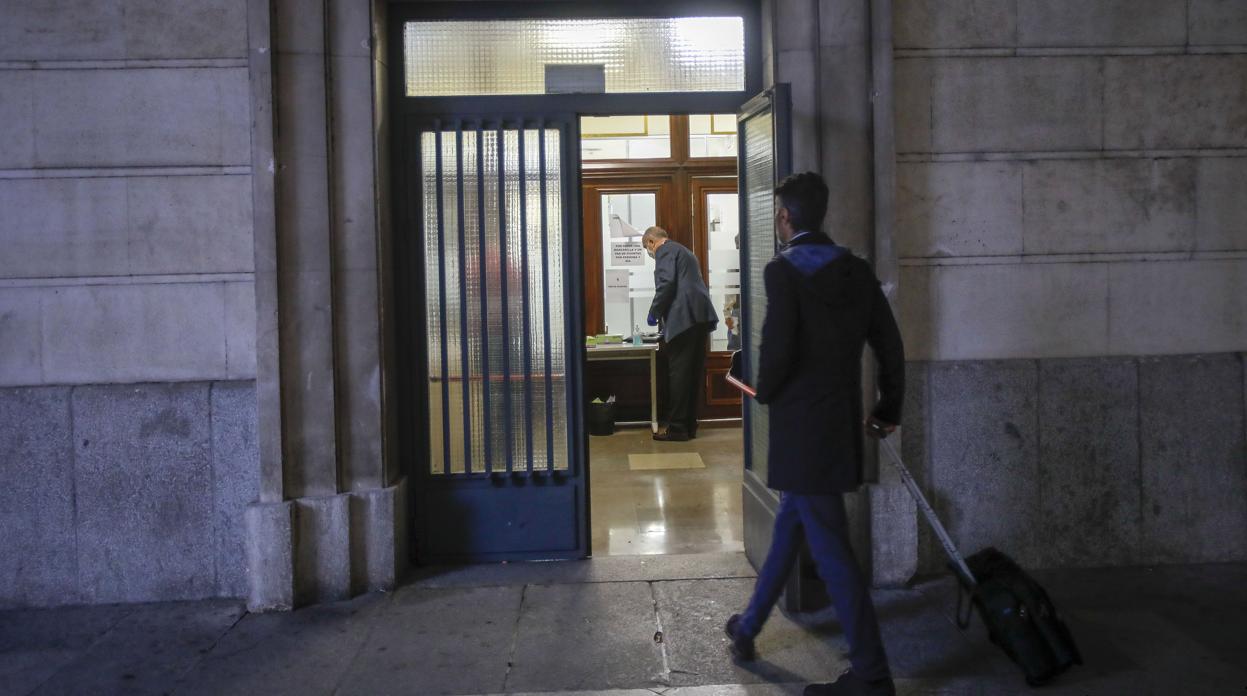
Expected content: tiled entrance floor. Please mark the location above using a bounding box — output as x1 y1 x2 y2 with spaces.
589 426 745 557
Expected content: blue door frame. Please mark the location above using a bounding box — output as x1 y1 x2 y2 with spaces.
388 0 764 564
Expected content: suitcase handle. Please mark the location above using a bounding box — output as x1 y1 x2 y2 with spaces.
876 435 978 589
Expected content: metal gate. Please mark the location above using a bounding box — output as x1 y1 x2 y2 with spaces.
405 116 587 561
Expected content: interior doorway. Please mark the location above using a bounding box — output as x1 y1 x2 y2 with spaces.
578 114 746 556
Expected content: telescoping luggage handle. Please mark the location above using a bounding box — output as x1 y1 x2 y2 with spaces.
869 422 978 590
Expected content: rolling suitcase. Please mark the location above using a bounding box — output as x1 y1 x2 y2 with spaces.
870 425 1083 686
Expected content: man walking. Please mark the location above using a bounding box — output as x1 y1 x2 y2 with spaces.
724 173 905 696
642 226 718 442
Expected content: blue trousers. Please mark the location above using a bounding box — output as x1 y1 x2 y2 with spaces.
738 492 890 681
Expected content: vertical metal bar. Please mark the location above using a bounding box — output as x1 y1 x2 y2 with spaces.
435 127 451 476
477 123 492 474
497 123 513 474
538 121 554 472
410 122 428 483
562 116 585 483
456 124 472 474
519 125 534 474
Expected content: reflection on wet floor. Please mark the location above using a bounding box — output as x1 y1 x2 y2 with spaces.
589 425 744 556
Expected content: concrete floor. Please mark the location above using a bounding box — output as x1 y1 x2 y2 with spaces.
589 426 745 557
3 554 1246 696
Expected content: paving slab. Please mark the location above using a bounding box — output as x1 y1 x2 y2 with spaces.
337 586 522 696
29 600 242 696
505 581 665 693
652 578 845 688
0 649 80 696
171 593 387 696
413 552 755 589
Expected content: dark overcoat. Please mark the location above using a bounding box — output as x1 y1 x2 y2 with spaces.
649 240 719 341
755 232 905 494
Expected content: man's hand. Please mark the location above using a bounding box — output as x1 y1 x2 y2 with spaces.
865 417 896 440
646 312 658 327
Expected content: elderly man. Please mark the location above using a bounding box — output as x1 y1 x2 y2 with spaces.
642 226 718 442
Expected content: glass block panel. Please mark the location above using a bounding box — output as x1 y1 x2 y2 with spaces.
421 124 570 476
504 129 527 470
599 192 657 337
461 130 486 473
524 129 547 470
743 111 775 479
544 128 569 471
482 129 507 473
690 113 738 157
706 192 741 352
582 115 672 160
421 132 445 475
404 18 745 97
441 133 466 474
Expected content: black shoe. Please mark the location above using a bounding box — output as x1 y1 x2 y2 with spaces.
804 670 895 696
653 429 689 442
724 614 756 662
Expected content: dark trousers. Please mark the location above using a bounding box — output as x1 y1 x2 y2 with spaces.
738 492 891 681
663 325 709 435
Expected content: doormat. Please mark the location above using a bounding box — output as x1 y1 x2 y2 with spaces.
628 453 706 471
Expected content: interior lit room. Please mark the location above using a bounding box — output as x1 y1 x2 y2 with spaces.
580 113 746 557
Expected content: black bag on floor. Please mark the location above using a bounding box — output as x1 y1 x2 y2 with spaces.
870 428 1082 687
957 548 1083 686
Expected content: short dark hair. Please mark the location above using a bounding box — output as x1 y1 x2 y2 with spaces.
774 172 829 233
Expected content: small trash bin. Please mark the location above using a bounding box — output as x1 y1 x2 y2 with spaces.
587 397 616 436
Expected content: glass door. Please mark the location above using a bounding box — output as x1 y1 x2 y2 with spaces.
738 85 805 603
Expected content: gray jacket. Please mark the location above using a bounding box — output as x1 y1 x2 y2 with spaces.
649 240 719 341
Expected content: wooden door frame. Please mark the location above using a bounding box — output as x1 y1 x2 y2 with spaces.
690 176 743 416
581 176 678 336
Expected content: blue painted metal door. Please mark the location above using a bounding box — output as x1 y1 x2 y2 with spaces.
406 115 587 562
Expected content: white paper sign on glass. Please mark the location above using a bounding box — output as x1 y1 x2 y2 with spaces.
611 240 645 267
604 269 630 303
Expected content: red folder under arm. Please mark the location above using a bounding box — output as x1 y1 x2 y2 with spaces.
725 350 757 397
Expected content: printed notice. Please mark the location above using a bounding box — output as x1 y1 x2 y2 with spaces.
604 269 629 303
611 241 645 267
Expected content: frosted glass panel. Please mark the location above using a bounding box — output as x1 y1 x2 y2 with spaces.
742 111 775 478
422 125 569 475
404 18 745 96
421 132 445 474
582 115 672 160
599 192 657 337
545 129 569 471
706 192 741 352
689 113 738 158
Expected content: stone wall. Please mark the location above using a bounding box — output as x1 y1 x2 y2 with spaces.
0 2 258 605
0 381 257 607
893 0 1247 571
902 355 1247 573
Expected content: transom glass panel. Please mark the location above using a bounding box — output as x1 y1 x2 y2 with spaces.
582 115 671 160
689 114 738 157
404 18 746 97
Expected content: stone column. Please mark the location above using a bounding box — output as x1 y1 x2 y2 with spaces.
788 0 916 586
244 0 406 611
